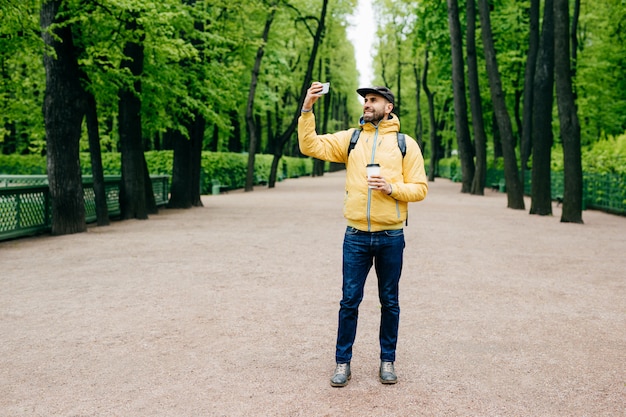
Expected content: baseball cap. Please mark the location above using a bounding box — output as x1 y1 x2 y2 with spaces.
356 86 395 105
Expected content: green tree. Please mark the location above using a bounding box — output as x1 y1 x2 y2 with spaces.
478 0 525 209
520 0 540 174
446 0 475 193
466 0 488 195
0 0 45 155
478 0 524 210
576 0 626 142
118 10 153 220
167 0 216 208
268 0 329 188
245 1 276 192
41 0 87 235
530 0 555 216
411 0 451 179
555 0 583 223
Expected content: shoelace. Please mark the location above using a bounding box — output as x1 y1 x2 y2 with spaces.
335 363 349 375
381 362 394 373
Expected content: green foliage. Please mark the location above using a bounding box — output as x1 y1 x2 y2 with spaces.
381 0 453 149
438 157 461 181
319 14 362 123
0 0 45 154
198 152 312 193
576 0 626 143
0 151 313 194
489 0 529 96
580 133 626 175
0 154 47 175
80 151 313 193
442 132 626 176
1 0 623 190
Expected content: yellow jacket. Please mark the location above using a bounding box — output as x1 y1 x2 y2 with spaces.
298 112 428 232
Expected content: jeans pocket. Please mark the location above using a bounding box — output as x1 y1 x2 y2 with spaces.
384 229 404 238
346 226 360 235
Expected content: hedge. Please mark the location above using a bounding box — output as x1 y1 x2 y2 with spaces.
0 151 314 195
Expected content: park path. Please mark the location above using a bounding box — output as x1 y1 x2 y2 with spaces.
1 171 625 417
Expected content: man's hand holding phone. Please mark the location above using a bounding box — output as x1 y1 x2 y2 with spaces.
302 81 330 112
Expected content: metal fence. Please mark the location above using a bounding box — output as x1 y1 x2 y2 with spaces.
488 169 626 214
443 168 625 215
0 175 169 241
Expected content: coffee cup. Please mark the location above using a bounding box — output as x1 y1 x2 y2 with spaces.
366 163 380 188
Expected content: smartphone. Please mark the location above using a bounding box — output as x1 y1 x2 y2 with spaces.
320 82 330 95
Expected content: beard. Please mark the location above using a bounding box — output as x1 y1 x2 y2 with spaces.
362 107 386 124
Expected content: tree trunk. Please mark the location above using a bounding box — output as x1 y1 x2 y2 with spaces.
85 91 109 226
167 129 192 209
41 0 87 235
466 0 487 195
513 78 523 145
228 110 242 153
413 63 424 152
521 0 539 169
265 110 275 155
530 0 555 215
554 0 583 223
167 113 203 208
245 8 275 192
119 15 148 220
492 113 502 159
395 40 402 117
269 0 328 188
170 0 204 206
521 0 540 196
478 0 525 209
446 0 475 193
189 114 205 206
570 0 581 97
208 123 219 152
142 155 157 214
422 47 438 182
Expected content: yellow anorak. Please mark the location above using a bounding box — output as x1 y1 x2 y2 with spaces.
298 112 428 232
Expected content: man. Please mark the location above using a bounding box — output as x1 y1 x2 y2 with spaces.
298 82 428 387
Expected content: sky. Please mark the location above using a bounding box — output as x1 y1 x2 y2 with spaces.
346 0 375 88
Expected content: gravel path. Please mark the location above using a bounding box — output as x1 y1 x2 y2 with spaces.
1 171 625 416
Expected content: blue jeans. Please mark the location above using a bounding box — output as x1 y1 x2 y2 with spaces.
336 226 405 364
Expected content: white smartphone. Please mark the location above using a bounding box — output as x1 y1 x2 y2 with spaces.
320 82 330 95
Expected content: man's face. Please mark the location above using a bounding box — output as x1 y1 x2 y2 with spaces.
362 94 393 124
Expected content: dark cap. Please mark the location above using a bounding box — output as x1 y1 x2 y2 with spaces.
356 86 395 105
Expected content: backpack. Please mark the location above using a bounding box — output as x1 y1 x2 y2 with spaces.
348 129 406 158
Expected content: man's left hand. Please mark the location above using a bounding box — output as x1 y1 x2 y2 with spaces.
367 175 392 195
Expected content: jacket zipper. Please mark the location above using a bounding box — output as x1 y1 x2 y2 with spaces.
366 126 379 232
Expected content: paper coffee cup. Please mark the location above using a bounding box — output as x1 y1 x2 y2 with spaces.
366 163 380 188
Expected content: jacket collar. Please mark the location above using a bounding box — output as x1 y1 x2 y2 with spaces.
359 113 400 134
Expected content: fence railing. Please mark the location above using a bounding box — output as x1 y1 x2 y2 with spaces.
0 175 169 241
459 168 625 215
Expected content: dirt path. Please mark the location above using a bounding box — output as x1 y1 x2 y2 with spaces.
1 172 625 416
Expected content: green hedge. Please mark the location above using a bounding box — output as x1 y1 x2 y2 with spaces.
0 151 313 195
438 158 461 182
0 154 48 175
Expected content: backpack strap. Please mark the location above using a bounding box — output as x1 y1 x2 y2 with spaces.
347 129 406 157
397 133 407 225
397 133 406 157
348 128 361 156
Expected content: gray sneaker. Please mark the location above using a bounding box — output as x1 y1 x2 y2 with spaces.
330 363 351 387
379 361 397 384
